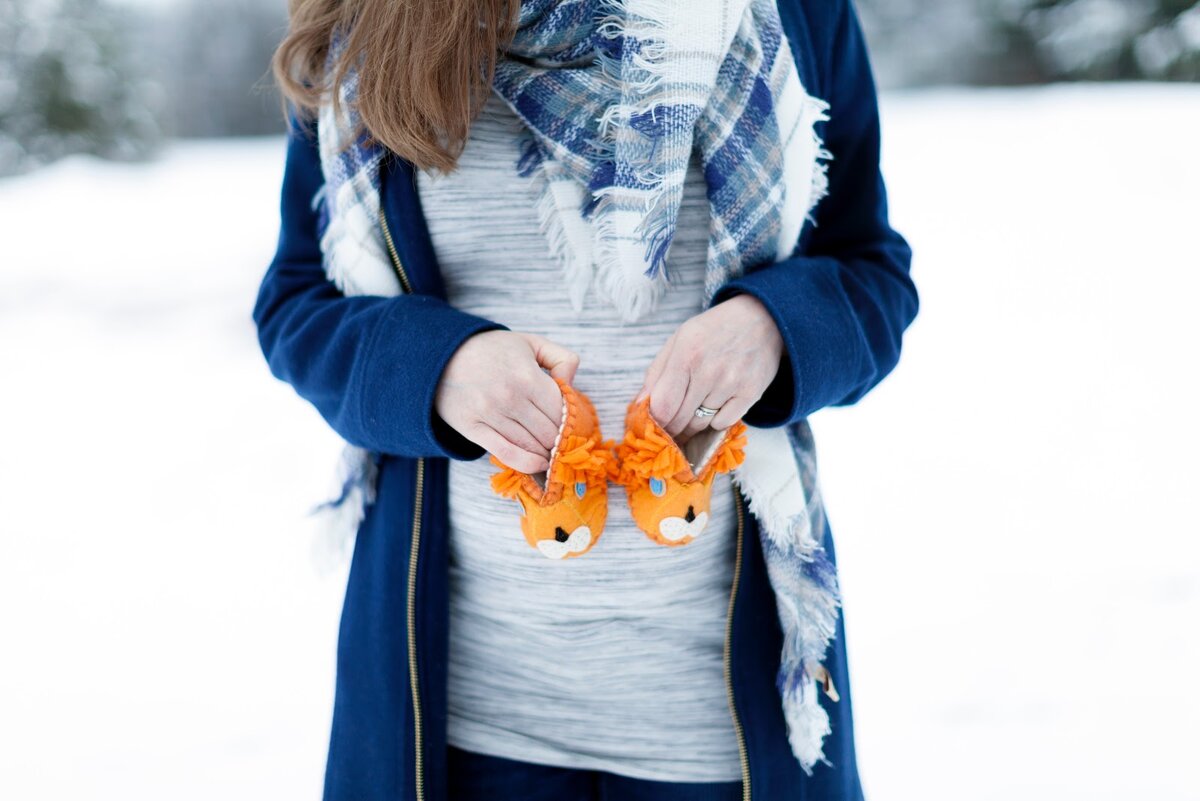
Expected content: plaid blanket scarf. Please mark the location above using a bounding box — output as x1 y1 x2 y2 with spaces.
313 0 842 774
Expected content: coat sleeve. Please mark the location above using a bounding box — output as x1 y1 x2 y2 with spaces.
709 0 918 427
252 113 506 459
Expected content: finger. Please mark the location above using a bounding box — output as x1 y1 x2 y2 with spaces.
680 386 737 439
528 370 566 439
491 415 552 462
470 423 549 474
648 362 689 432
638 332 675 401
710 395 753 432
521 333 580 384
511 393 561 453
665 368 712 437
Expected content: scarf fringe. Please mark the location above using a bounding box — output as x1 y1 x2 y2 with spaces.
590 200 668 321
315 186 394 297
773 54 833 256
521 136 596 311
799 95 833 230
314 87 398 298
594 0 678 282
307 445 377 570
782 681 834 775
734 426 820 554
769 547 841 774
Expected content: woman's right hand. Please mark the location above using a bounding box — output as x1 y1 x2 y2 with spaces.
434 331 578 473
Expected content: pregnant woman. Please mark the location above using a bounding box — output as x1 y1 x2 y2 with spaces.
255 1 917 799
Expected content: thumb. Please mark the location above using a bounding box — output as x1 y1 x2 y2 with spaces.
519 333 580 384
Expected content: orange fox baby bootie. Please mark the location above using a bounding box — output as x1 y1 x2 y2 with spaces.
490 378 616 560
616 396 748 546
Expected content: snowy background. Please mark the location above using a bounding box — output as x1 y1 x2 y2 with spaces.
4 82 1197 801
2 2 1199 800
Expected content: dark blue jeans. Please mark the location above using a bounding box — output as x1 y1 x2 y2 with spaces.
447 744 744 801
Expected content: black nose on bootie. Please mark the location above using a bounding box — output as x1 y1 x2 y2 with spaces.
684 505 696 523
554 526 570 543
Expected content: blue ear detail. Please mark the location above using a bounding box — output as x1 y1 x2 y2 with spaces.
575 481 587 499
649 477 666 497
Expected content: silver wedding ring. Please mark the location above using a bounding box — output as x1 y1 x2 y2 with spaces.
694 405 719 419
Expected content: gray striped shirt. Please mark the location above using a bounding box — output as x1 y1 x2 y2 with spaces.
418 94 742 782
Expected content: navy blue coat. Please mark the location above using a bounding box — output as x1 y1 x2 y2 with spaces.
253 1 917 798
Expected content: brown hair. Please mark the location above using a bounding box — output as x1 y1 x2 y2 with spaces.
271 0 518 173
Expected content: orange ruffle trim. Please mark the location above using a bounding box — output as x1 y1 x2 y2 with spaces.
490 433 616 499
615 420 688 484
616 419 749 484
702 420 748 479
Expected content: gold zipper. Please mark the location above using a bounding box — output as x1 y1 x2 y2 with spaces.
378 204 414 294
725 486 752 801
406 457 426 801
378 202 425 800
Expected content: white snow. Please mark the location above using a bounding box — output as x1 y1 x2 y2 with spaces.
1 84 1197 800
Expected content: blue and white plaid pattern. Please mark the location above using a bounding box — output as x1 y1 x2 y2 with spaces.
314 0 840 774
492 0 831 320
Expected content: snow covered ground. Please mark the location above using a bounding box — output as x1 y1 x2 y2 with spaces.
1 84 1197 800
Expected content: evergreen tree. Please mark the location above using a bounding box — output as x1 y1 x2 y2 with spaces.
0 0 161 176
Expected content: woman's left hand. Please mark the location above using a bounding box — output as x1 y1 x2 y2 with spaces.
638 293 784 442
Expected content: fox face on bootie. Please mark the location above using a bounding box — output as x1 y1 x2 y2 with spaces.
490 378 616 560
615 396 747 546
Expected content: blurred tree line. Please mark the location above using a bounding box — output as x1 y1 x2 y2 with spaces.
0 0 162 173
1 0 285 175
1 0 1198 175
860 0 1200 86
